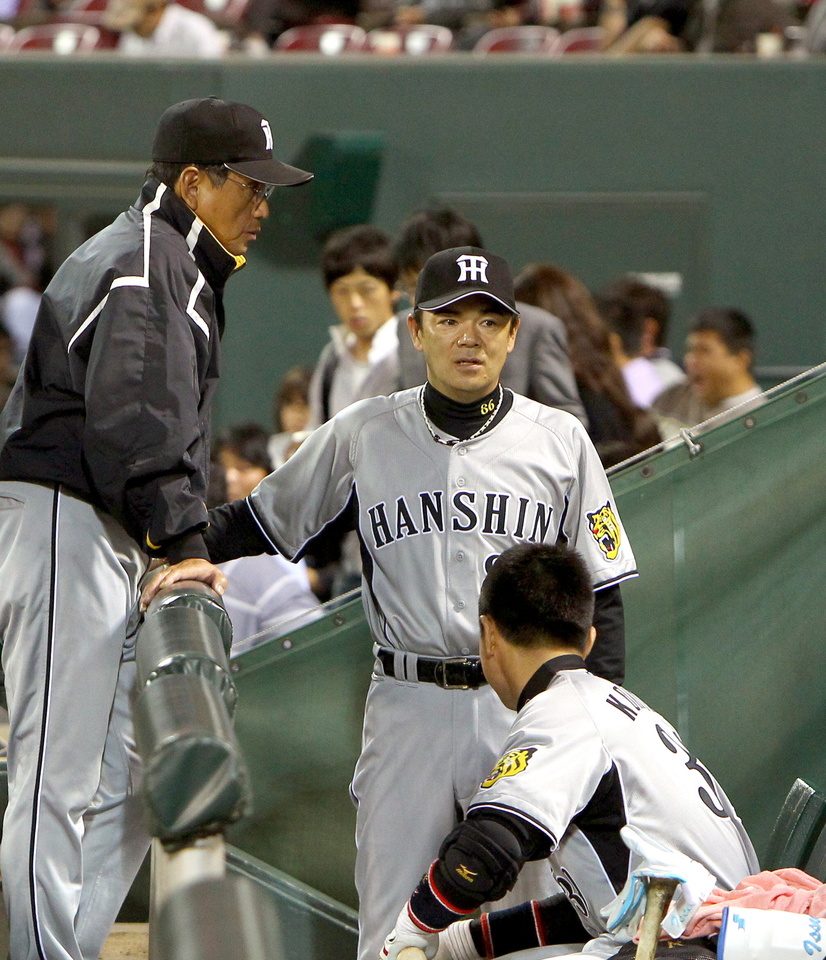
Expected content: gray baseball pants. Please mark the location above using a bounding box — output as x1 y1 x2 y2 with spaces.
352 664 556 960
0 481 150 960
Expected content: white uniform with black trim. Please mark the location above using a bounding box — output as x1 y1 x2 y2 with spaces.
469 660 759 959
248 387 638 960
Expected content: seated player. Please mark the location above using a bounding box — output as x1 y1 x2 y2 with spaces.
381 543 758 960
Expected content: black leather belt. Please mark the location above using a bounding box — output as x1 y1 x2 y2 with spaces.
376 648 486 690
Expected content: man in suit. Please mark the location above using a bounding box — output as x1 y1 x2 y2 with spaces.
392 208 587 426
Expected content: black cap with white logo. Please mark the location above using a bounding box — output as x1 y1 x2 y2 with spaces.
151 97 313 187
414 246 517 314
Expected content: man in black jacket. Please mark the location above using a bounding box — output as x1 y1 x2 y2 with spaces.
0 97 311 960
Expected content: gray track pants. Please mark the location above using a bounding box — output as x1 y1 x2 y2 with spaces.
0 482 151 960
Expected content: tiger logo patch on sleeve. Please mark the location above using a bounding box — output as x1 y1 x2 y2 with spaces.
587 502 621 561
480 748 537 788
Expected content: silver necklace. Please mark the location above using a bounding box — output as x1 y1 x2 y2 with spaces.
418 384 504 447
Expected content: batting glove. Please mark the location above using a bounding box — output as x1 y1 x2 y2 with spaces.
381 905 440 959
601 824 715 940
434 920 481 960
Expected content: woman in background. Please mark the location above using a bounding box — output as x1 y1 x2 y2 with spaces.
514 262 661 467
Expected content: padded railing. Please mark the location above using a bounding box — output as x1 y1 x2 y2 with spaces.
136 580 284 960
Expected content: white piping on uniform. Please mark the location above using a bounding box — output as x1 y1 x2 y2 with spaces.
183 220 210 338
185 271 210 339
68 182 210 352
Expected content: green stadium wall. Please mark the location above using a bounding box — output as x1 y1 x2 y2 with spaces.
0 54 824 428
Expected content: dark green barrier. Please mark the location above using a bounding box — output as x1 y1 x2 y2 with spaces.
226 846 358 960
613 364 826 853
227 594 372 907
228 366 826 907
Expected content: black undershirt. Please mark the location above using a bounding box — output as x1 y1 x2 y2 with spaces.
423 382 513 442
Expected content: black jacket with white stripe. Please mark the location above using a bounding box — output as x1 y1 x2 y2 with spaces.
0 177 242 562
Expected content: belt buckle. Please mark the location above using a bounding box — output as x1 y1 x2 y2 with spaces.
434 657 477 690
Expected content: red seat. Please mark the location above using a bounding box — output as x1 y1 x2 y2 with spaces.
473 25 560 52
274 23 367 52
365 24 453 54
551 25 605 52
6 22 103 50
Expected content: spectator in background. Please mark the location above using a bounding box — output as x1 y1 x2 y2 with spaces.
393 207 587 426
599 275 685 392
240 0 358 51
104 0 229 54
213 424 320 654
309 224 400 427
599 0 699 50
710 0 796 51
514 262 661 468
598 293 663 409
653 307 763 437
307 225 401 596
268 364 313 468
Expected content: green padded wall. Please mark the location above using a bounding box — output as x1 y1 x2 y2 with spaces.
227 365 826 906
0 56 823 427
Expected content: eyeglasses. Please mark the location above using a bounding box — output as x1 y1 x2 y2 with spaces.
223 167 275 205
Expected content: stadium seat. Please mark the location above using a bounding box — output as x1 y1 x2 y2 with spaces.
6 22 103 51
274 23 367 53
366 24 453 54
0 24 15 48
551 25 606 52
765 778 826 877
473 25 560 53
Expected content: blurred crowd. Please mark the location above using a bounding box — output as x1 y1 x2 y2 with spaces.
0 200 771 640
1 0 824 55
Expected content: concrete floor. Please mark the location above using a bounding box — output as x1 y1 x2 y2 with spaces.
0 888 147 960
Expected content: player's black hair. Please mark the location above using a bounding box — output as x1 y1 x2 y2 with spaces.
690 307 756 365
479 543 594 652
214 422 272 473
321 225 398 291
145 162 229 190
599 276 671 347
394 208 483 276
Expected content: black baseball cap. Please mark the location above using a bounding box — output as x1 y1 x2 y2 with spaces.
151 97 313 187
415 246 517 314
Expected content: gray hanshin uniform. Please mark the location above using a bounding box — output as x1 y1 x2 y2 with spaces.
469 660 759 959
242 386 638 960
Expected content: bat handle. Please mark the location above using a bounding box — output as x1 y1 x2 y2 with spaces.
398 948 428 960
634 876 679 960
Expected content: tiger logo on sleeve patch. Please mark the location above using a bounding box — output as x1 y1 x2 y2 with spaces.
587 502 621 561
480 748 537 788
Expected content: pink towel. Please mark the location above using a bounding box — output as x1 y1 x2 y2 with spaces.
686 869 826 938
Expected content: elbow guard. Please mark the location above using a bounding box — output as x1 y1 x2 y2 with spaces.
435 818 525 909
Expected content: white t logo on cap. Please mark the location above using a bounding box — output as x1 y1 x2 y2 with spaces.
261 119 273 151
456 255 489 284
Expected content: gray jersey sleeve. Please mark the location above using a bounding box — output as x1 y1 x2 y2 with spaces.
248 399 371 559
554 413 636 589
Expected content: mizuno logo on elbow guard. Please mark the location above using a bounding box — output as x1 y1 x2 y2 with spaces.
456 864 478 882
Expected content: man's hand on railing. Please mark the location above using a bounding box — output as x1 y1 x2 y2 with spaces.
141 559 228 611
